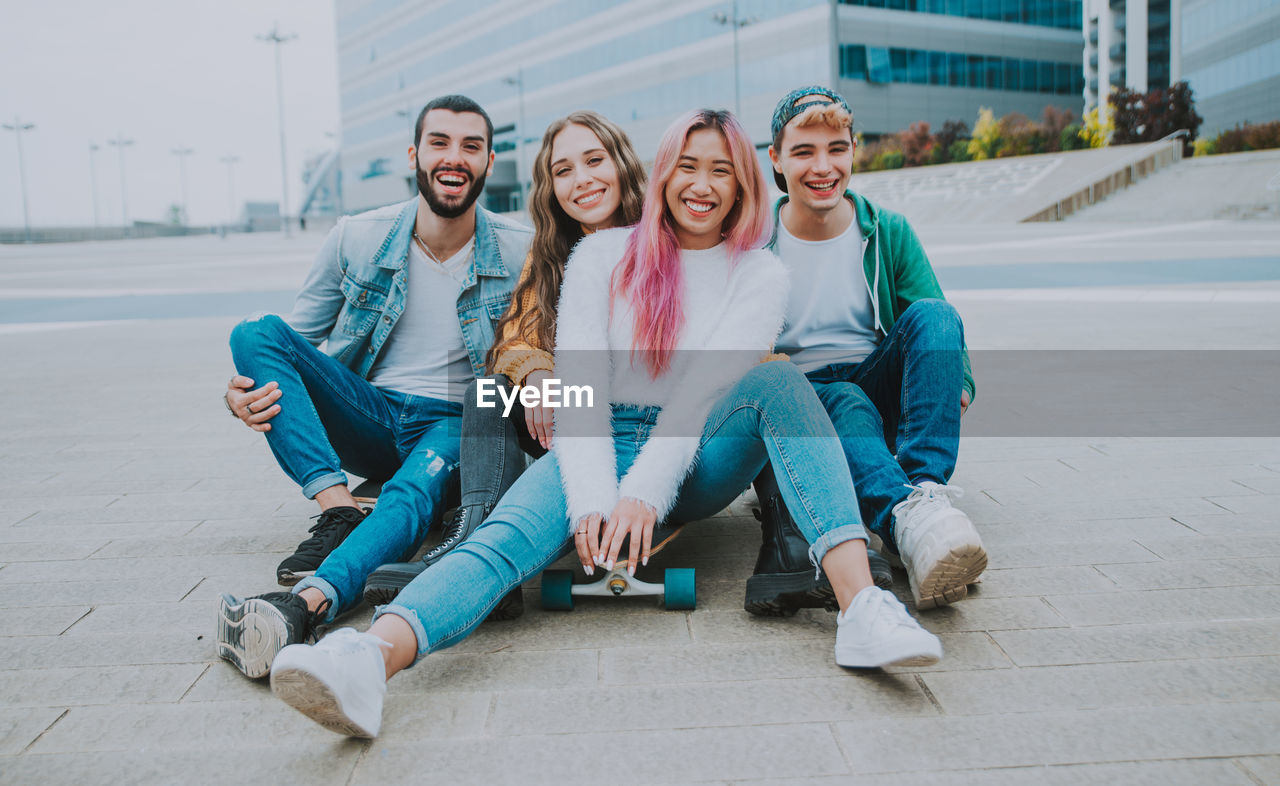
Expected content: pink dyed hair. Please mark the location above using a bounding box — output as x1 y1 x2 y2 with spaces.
611 109 769 377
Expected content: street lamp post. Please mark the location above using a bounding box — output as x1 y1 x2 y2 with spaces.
502 70 527 211
258 24 297 237
107 135 134 232
711 1 758 117
89 143 102 228
219 155 240 233
171 146 194 226
2 116 35 243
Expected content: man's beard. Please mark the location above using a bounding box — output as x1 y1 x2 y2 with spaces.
416 156 487 219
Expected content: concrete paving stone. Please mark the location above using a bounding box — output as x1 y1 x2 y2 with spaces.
744 758 1257 786
447 602 692 655
18 501 273 527
353 723 849 784
392 648 599 694
0 494 122 512
0 663 206 708
967 565 1119 597
1097 557 1280 590
990 620 1280 667
180 662 271 703
0 749 361 786
985 540 1161 569
0 630 210 672
64 599 219 637
1237 756 1280 784
0 522 188 543
1205 494 1280 515
1044 586 1280 626
0 539 110 562
89 533 303 559
1139 535 1280 561
0 507 38 527
602 640 844 685
1062 449 1280 472
365 691 495 741
0 605 91 636
0 707 66 756
965 495 1230 524
982 476 1261 504
14 509 206 531
921 656 1280 715
958 438 1107 462
102 490 288 512
1170 513 1278 536
0 575 201 608
489 676 936 737
973 517 1196 546
831 703 1280 773
186 517 309 538
1232 476 1280 494
180 572 307 605
914 597 1067 633
27 700 368 754
0 552 279 585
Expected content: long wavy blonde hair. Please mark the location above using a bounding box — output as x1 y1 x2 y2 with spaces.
486 111 647 368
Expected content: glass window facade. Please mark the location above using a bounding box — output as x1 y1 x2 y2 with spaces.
1182 0 1280 50
840 44 1084 94
838 0 1082 30
1184 37 1280 100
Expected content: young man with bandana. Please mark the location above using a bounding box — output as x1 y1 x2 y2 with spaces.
745 86 985 615
215 94 532 679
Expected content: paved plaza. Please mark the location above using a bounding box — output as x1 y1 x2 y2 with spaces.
1 218 1278 784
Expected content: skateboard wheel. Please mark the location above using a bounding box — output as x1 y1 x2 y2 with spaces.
663 568 696 610
541 570 574 611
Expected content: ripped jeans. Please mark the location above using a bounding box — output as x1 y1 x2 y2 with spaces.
377 361 868 661
229 314 462 617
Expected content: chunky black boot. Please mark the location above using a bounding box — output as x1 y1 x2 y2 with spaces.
744 469 893 617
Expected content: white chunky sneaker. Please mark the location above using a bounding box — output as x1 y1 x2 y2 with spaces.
835 586 943 668
892 482 987 609
270 627 390 738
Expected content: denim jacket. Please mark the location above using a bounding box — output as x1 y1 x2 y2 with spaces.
287 198 532 379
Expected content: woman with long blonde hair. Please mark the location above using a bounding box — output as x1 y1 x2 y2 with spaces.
269 109 944 739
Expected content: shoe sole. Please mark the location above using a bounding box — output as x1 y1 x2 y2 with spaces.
270 666 377 738
908 542 987 610
836 644 942 669
277 569 313 588
216 594 289 679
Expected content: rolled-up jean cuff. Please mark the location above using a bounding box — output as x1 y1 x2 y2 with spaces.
292 576 341 624
807 524 869 566
302 471 349 500
374 604 430 663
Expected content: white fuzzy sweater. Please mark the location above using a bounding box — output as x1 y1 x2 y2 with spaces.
552 227 789 534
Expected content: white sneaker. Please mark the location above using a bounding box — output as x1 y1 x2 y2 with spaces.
835 586 942 668
892 482 987 609
270 627 390 738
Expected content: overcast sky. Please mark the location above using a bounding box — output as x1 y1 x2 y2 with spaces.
0 0 340 228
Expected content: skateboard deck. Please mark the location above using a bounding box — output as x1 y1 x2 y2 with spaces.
351 479 382 508
541 524 695 610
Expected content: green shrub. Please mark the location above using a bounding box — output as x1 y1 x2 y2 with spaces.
948 140 972 162
872 149 905 170
1060 124 1087 150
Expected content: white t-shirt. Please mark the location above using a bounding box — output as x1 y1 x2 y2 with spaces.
367 237 474 403
773 218 880 373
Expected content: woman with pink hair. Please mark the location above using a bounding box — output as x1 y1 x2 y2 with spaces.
266 110 943 739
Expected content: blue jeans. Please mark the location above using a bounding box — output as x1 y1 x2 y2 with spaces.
229 314 462 616
806 299 964 550
377 361 868 661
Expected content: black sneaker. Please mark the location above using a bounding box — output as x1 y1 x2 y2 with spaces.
216 591 330 679
277 506 368 586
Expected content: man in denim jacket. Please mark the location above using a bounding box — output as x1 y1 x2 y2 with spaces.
215 95 532 680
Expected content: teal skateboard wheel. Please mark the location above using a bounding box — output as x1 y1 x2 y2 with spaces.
541 570 575 610
663 568 696 610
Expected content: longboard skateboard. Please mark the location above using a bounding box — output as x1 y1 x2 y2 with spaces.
351 479 382 508
541 524 695 610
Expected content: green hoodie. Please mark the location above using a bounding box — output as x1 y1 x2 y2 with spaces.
769 190 976 402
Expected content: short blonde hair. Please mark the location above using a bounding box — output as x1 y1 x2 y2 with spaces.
791 101 853 133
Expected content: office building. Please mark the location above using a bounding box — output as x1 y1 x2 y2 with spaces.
335 0 1085 213
1178 0 1280 135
